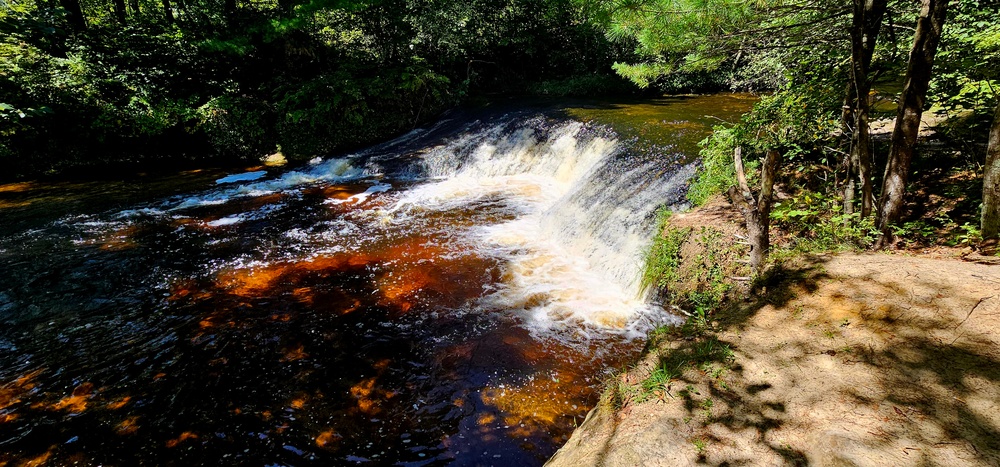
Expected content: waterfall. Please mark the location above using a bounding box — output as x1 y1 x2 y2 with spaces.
383 115 691 335
0 97 754 466
153 112 692 337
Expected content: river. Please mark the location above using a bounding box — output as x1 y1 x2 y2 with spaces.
0 95 754 466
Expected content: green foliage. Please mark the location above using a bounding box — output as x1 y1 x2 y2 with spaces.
692 438 707 453
728 48 788 91
680 306 711 336
686 229 735 309
273 63 455 158
197 96 275 159
527 73 635 97
930 0 1000 116
688 126 740 206
688 86 840 206
593 0 994 259
641 358 683 394
736 88 840 156
641 211 691 293
636 336 735 402
0 0 631 178
606 373 641 410
771 191 879 251
590 0 770 89
642 216 741 334
887 215 984 249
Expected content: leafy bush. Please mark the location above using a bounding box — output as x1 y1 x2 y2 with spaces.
688 126 742 206
641 214 691 294
771 190 880 251
527 73 636 97
688 87 840 206
198 96 275 160
274 63 454 158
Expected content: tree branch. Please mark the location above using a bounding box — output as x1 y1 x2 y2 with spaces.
733 146 755 204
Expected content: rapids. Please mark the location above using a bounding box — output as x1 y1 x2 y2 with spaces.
0 96 754 465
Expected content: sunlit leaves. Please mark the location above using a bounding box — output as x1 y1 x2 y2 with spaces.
588 0 780 87
930 0 1000 114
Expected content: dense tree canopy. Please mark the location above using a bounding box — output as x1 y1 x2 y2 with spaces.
0 0 633 177
585 0 1000 255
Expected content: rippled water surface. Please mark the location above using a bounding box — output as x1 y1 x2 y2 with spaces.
0 96 753 466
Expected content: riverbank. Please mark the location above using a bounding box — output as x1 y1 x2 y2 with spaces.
548 245 1000 465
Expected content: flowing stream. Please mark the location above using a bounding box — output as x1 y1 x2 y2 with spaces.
0 95 754 465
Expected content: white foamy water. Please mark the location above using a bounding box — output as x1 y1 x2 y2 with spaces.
215 170 267 184
381 118 689 335
170 158 368 210
100 115 689 338
324 182 392 206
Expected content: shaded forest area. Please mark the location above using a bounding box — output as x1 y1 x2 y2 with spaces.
0 0 645 178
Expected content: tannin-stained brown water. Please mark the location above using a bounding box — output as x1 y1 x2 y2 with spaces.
0 97 753 466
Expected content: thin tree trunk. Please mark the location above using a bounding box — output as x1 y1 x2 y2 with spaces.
58 0 87 31
855 104 874 217
876 0 950 246
843 78 857 218
113 0 127 23
129 0 139 17
225 0 237 25
844 164 857 216
846 0 887 218
728 147 781 273
162 0 174 24
982 99 1000 247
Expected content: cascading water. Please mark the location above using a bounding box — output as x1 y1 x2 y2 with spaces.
0 96 753 466
382 116 691 335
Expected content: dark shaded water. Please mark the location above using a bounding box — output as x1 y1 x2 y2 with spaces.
0 96 753 466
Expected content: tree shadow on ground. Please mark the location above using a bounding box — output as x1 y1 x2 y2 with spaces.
585 254 1000 466
737 261 992 464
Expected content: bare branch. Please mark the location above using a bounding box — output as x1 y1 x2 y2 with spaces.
733 146 755 204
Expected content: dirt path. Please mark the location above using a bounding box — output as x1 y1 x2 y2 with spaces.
548 253 1000 466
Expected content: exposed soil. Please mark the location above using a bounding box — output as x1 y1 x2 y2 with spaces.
546 103 1000 466
548 193 1000 466
548 248 1000 466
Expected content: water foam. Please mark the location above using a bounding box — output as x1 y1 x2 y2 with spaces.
170 158 368 211
118 114 691 338
383 117 688 334
215 170 267 185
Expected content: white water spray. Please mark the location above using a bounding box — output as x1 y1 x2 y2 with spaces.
386 117 690 335
136 114 691 336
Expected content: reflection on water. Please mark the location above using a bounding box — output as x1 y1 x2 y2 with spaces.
0 96 752 465
565 93 758 157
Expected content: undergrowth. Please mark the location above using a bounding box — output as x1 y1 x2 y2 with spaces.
607 335 735 410
770 190 879 253
688 127 752 206
640 209 691 293
618 218 743 409
620 85 991 417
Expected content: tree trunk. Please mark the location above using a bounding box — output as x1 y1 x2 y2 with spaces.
225 0 237 25
162 0 174 23
728 147 781 273
876 0 950 246
845 0 887 218
58 0 87 31
854 103 874 217
982 99 1000 247
113 0 127 23
129 0 140 17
